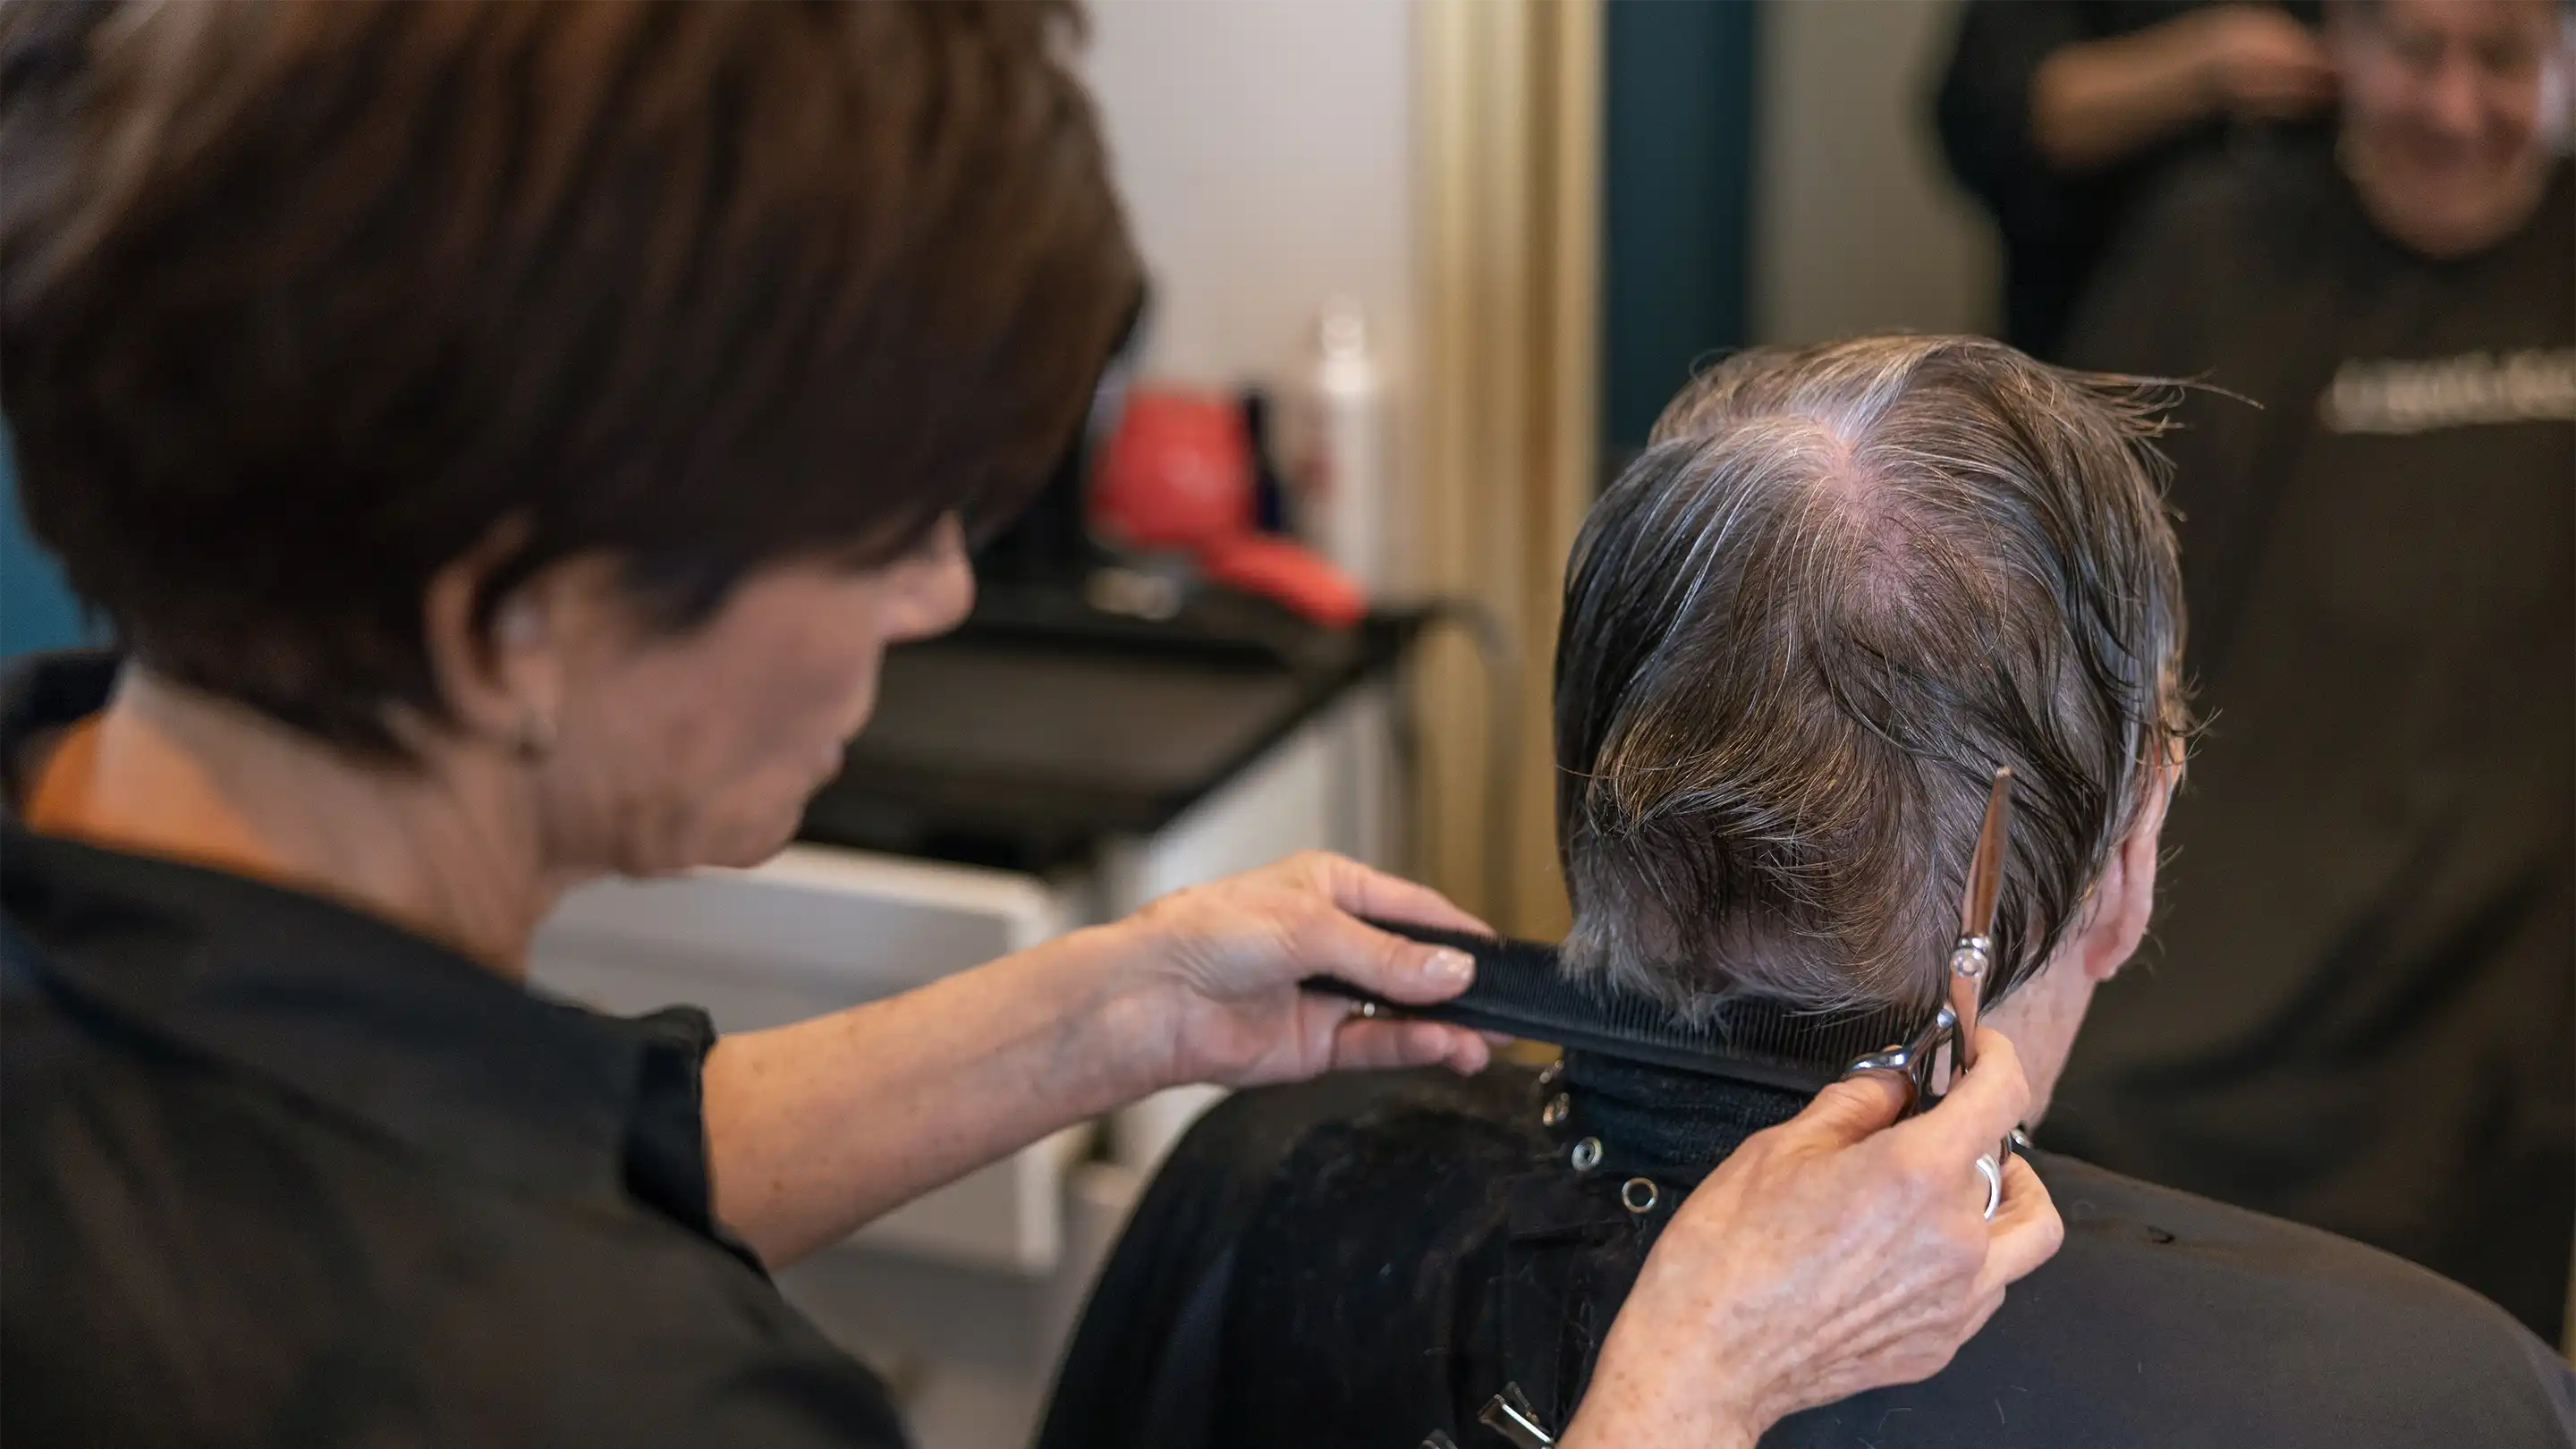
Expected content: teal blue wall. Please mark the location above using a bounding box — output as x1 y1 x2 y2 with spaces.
1602 0 1760 460
1 428 90 657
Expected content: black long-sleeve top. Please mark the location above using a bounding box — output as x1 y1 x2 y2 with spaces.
0 651 911 1448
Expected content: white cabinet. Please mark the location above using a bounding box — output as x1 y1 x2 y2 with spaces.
532 846 1083 1274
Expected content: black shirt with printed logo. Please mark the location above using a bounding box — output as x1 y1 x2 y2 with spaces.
0 652 911 1447
2054 141 2575 1339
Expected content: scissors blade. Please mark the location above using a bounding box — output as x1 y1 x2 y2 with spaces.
1946 767 2012 1081
1959 767 2012 943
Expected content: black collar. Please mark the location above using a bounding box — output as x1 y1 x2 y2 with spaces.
0 649 679 1207
1555 1049 1810 1186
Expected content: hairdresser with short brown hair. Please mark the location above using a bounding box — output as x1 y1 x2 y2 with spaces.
0 5 2056 1445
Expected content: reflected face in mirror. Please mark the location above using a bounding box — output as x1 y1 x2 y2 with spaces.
536 516 976 877
2328 0 2572 258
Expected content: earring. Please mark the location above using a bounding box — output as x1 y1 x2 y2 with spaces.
513 708 556 762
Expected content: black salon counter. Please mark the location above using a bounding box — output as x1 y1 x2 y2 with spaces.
798 597 1419 876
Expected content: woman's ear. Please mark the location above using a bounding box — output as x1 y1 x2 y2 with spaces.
876 513 976 645
416 527 600 759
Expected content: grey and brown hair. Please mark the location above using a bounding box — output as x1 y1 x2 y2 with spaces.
1555 335 2191 1017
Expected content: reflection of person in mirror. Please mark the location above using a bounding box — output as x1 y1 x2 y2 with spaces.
2053 0 2576 1346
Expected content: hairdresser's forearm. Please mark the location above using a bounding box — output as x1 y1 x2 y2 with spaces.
699 850 1500 1267
699 922 1165 1267
2029 25 2216 173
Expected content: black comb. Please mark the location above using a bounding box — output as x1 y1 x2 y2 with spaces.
1304 919 1919 1094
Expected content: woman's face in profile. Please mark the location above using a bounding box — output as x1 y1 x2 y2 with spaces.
530 516 975 878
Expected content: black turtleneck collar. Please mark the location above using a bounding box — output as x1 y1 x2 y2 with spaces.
1552 1048 1812 1187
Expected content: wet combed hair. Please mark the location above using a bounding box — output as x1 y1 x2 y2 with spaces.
0 0 1140 755
1555 336 2191 1017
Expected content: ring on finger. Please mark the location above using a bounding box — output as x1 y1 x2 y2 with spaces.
1973 1153 2003 1221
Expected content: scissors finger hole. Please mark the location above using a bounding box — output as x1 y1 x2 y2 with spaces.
1974 1153 2003 1221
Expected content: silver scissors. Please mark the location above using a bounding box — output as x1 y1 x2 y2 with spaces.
1845 767 2018 1214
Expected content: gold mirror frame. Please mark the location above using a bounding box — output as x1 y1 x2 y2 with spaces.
1407 0 1600 936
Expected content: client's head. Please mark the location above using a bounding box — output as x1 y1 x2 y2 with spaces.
1555 336 2190 1115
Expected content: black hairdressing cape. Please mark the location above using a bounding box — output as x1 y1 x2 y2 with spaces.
1038 1062 2575 1449
2050 140 2574 1341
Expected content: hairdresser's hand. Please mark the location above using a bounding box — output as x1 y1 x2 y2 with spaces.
1562 1029 2061 1449
1098 851 1498 1092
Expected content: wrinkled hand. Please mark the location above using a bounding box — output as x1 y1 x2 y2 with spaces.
1106 851 1499 1090
1563 1030 2063 1449
2190 5 2336 121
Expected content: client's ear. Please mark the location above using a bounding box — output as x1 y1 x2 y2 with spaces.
2074 747 2182 984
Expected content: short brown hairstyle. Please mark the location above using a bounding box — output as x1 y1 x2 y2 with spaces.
0 0 1139 752
1555 336 2190 1015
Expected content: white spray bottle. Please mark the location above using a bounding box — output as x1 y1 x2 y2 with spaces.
1285 298 1388 597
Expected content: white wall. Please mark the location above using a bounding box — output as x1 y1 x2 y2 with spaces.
1080 0 1417 393
1086 0 1996 397
1753 0 1999 345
